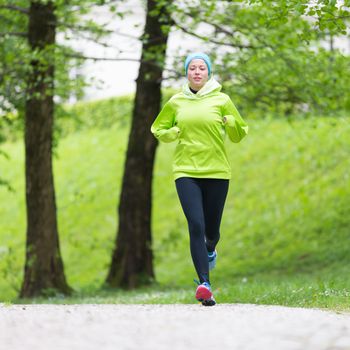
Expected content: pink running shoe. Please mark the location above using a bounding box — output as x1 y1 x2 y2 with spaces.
195 281 216 306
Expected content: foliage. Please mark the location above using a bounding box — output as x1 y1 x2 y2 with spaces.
170 0 350 116
249 0 350 36
0 1 88 115
0 0 122 188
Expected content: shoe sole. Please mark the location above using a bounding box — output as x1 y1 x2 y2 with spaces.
202 298 216 306
195 285 216 306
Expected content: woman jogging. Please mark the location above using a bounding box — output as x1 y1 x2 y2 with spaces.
151 52 248 306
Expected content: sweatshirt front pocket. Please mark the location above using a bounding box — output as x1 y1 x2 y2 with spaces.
174 144 216 171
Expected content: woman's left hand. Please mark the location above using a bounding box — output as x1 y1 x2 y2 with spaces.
215 117 226 125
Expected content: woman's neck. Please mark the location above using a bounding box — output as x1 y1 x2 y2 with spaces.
189 87 198 94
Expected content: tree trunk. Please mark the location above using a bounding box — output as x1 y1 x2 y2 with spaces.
20 1 71 298
106 0 170 288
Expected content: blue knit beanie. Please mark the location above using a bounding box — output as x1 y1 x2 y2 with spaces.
184 52 212 76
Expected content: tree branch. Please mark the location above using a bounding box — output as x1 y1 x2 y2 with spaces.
60 22 140 41
172 20 261 49
64 30 123 51
65 53 181 77
57 21 110 35
0 5 28 14
66 53 140 62
0 32 26 38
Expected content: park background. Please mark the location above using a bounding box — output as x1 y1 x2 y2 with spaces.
0 0 349 309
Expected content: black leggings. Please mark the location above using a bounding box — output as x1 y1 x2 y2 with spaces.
175 177 229 284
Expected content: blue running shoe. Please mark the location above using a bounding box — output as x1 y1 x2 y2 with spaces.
208 250 217 271
194 280 216 306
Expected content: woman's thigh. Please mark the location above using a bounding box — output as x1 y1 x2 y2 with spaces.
175 177 205 227
201 179 229 238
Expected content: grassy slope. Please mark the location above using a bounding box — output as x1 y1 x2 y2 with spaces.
0 114 349 309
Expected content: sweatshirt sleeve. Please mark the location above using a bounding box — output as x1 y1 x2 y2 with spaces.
222 97 249 143
150 100 180 143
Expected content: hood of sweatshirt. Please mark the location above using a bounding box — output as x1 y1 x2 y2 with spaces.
182 77 222 99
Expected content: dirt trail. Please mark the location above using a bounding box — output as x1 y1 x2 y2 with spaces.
1 304 349 350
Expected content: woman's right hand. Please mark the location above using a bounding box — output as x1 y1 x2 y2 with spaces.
173 126 180 134
170 126 181 138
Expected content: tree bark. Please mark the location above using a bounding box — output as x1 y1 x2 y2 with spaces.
20 1 71 298
106 0 170 288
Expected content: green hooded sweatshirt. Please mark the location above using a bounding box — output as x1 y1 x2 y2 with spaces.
151 77 248 180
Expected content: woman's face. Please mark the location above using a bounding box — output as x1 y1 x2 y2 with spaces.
187 59 209 91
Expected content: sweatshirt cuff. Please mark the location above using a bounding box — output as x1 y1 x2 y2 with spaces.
156 126 180 142
224 115 236 127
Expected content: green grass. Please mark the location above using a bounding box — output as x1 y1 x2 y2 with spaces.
8 268 350 312
0 113 349 310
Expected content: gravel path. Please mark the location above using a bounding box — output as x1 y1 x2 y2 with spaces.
1 304 349 350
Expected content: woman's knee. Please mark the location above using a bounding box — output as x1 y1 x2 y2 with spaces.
188 219 205 238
